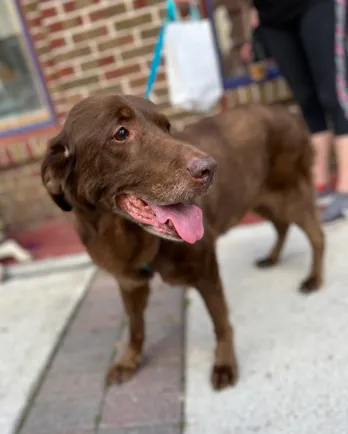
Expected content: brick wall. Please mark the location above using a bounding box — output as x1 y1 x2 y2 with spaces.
22 0 291 127
0 0 292 231
0 161 65 231
21 0 212 130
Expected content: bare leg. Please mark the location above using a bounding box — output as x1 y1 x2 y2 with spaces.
106 283 150 384
335 135 348 192
311 131 332 187
256 220 289 267
196 253 238 390
321 135 348 221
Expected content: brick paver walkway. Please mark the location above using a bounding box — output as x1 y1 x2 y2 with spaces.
19 272 185 434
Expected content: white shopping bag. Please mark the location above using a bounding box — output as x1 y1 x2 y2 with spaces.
164 19 223 112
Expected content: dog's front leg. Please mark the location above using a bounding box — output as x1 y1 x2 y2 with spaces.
106 282 150 385
196 255 239 390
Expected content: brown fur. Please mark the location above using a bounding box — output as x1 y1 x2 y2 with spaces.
41 95 324 390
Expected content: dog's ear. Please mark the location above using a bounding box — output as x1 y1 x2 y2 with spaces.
41 131 73 212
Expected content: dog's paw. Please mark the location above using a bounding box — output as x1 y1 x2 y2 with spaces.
299 276 321 294
255 256 276 268
211 362 238 391
105 362 137 386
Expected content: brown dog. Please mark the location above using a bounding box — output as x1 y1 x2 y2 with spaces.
41 95 324 390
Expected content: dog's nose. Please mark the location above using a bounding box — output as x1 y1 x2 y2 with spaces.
187 157 217 184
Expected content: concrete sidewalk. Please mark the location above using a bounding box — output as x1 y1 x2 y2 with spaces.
185 222 348 434
0 258 95 434
4 221 348 434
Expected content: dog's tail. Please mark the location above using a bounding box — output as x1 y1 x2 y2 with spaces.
266 108 314 188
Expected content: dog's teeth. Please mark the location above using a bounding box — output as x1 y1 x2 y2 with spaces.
145 205 150 209
167 220 174 228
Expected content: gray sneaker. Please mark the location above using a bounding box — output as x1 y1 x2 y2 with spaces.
320 192 348 223
316 187 334 206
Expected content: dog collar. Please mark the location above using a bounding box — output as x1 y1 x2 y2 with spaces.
142 263 152 272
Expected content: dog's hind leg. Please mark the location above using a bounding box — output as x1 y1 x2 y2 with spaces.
106 282 150 385
295 208 324 294
253 204 289 267
255 218 289 268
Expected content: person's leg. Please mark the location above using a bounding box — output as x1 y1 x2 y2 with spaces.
312 131 333 190
300 0 348 221
258 25 332 197
335 137 348 191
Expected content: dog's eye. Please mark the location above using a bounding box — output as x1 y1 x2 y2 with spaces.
114 127 129 141
166 122 171 132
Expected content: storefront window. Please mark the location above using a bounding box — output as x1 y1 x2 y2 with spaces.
0 1 55 137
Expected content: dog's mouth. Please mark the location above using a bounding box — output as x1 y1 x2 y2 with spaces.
118 194 204 244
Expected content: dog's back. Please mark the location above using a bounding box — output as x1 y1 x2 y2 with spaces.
176 104 314 232
254 104 314 189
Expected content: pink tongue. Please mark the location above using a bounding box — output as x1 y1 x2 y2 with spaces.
150 203 204 244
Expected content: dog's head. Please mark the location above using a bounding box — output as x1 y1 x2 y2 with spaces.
42 95 216 244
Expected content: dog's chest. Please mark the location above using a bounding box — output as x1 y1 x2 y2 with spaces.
152 242 200 287
153 259 184 286
78 217 158 275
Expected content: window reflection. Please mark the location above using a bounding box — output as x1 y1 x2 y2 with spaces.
0 1 54 136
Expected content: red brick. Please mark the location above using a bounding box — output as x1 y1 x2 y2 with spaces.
104 64 141 80
134 0 148 7
41 7 57 18
129 76 147 89
45 72 59 82
41 58 55 68
31 32 45 43
63 1 75 12
64 0 99 12
100 56 114 66
59 75 99 90
141 26 161 39
27 16 41 27
134 0 163 7
54 46 91 62
89 4 126 21
22 2 37 13
98 34 134 52
49 16 82 32
50 37 66 48
65 93 84 105
121 44 154 61
53 97 65 106
115 13 152 31
73 26 107 43
59 67 74 77
93 84 122 95
73 16 84 27
36 45 50 55
49 22 63 32
81 59 99 71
